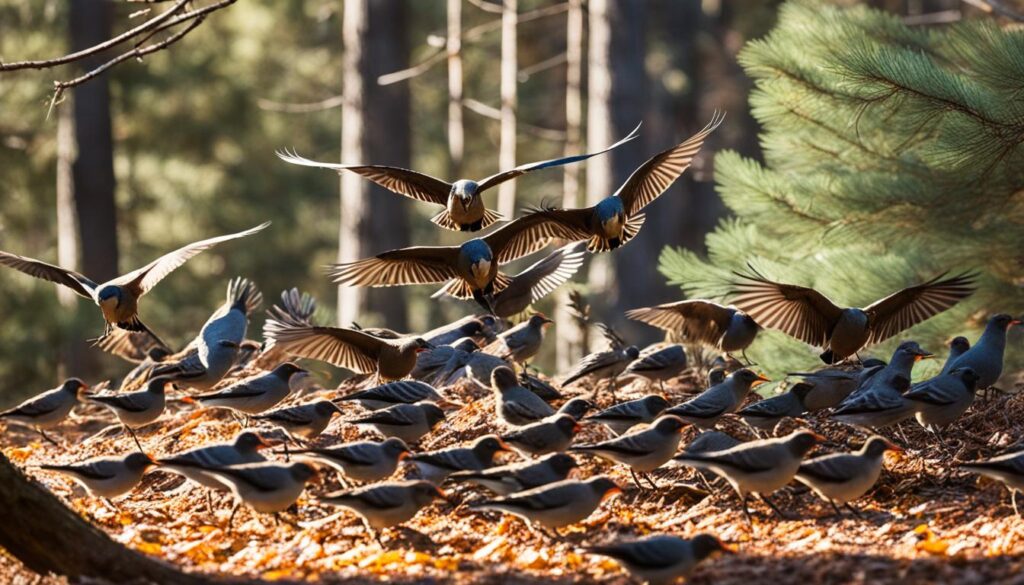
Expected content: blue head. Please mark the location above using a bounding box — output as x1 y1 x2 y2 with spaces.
594 196 625 222
460 239 493 264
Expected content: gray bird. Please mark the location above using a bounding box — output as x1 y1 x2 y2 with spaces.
0 222 269 340
406 435 513 484
40 452 157 499
491 366 556 425
572 415 687 488
557 398 596 421
940 336 971 375
583 534 732 585
350 402 447 444
673 429 823 519
484 313 553 370
962 450 1024 515
193 362 305 415
469 476 622 535
626 300 759 363
665 369 770 429
87 377 173 451
0 378 89 444
450 453 579 496
451 350 512 389
796 436 900 515
903 367 981 433
706 367 727 387
278 127 637 232
157 431 270 492
254 400 343 441
787 358 886 411
317 480 445 543
201 461 317 524
486 243 587 319
336 380 445 411
291 438 410 485
423 314 501 347
411 338 478 383
831 377 914 430
562 345 641 400
737 383 813 432
684 430 743 454
501 414 582 457
844 342 933 403
621 344 688 392
729 267 977 363
519 373 564 403
946 313 1021 388
584 394 670 436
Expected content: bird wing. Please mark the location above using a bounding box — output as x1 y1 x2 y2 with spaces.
206 465 283 492
276 151 452 205
93 328 172 363
563 351 621 386
0 250 96 298
353 407 416 426
904 378 961 406
267 287 318 326
327 246 462 287
352 485 407 510
738 395 791 418
682 443 776 473
411 448 474 472
833 389 905 415
669 393 730 421
615 111 724 216
582 432 655 457
261 318 382 373
625 346 684 373
492 484 575 511
625 300 734 346
4 388 66 419
88 392 152 413
118 222 271 294
43 459 118 481
729 267 842 347
863 272 978 345
317 444 379 467
798 454 857 483
484 210 592 264
497 243 586 309
258 406 316 427
476 123 640 192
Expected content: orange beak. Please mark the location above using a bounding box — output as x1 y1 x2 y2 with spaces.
811 432 827 442
573 423 583 434
497 438 514 452
602 486 624 502
1011 319 1022 326
752 374 771 388
398 450 412 462
885 440 903 452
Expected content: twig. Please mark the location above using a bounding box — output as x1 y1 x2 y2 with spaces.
466 0 503 13
256 94 348 113
464 98 566 140
962 0 1024 22
377 46 445 85
518 52 567 82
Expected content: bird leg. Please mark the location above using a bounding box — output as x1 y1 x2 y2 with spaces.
740 350 757 367
759 494 789 519
658 380 665 394
642 472 659 490
829 500 843 517
205 490 215 514
1012 488 1020 517
629 469 645 491
844 502 864 519
125 425 144 452
226 502 241 532
607 375 618 402
741 494 752 525
36 428 60 447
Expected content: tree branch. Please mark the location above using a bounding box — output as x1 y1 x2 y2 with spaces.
464 98 566 140
255 94 348 113
962 0 1024 22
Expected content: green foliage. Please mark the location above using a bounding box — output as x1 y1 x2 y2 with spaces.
659 0 1024 377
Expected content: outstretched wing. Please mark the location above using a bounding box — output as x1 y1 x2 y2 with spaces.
863 272 977 345
625 300 734 346
495 243 586 316
0 250 96 298
262 316 383 373
327 246 462 287
484 209 592 264
728 266 842 348
277 150 452 205
93 328 172 363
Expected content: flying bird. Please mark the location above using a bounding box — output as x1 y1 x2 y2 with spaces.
625 300 759 362
465 242 587 319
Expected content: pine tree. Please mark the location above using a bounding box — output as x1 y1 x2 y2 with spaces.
658 0 1024 377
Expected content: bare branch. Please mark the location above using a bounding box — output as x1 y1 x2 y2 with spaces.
464 98 566 141
255 94 348 113
518 52 567 82
377 46 445 85
465 3 568 41
466 0 503 13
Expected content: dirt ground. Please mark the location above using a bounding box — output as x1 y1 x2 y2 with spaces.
2 366 1023 584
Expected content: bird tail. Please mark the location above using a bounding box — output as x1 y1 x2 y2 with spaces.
432 279 475 300
227 277 263 316
585 213 645 253
819 349 836 364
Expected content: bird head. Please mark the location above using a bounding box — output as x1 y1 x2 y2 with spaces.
625 346 641 360
125 452 159 472
951 366 981 391
422 402 447 428
96 285 123 307
451 337 480 353
147 377 174 394
733 369 770 389
949 336 970 354
235 431 272 452
490 366 519 392
411 338 435 353
528 313 554 329
383 437 411 460
990 313 1021 330
63 378 90 397
692 534 735 559
653 414 687 434
590 477 623 502
786 430 826 456
475 435 514 458
895 341 933 361
548 453 579 476
290 462 319 483
559 398 595 420
451 180 479 207
273 362 307 379
707 367 727 386
862 435 902 457
315 400 344 418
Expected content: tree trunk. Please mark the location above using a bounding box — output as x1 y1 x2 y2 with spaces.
496 0 518 219
447 0 464 177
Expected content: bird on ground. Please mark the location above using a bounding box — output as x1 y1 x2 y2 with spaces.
572 415 687 489
961 451 1024 515
844 341 933 403
411 338 479 384
87 377 173 451
665 369 770 429
562 344 641 401
940 337 971 375
787 358 886 411
673 430 823 519
728 267 977 363
483 313 553 371
795 436 900 516
519 373 564 403
707 367 728 386
0 222 269 340
291 438 410 486
0 378 89 444
501 414 582 457
253 400 343 442
831 377 914 430
490 366 556 425
406 435 513 484
278 126 637 233
626 300 759 363
263 314 433 382
621 344 688 392
737 382 813 432
903 367 981 435
583 534 732 585
423 314 501 347
192 363 305 416
336 380 445 411
317 480 446 544
684 430 743 454
469 476 622 536
451 350 511 389
156 431 270 497
946 313 1021 388
350 402 446 444
450 453 579 496
40 452 157 500
484 242 587 319
200 461 318 527
557 398 596 421
515 112 724 252
584 394 670 436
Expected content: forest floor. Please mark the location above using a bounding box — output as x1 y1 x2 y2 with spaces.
2 367 1023 584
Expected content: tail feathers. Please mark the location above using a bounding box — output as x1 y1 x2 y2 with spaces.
227 278 263 316
586 214 645 253
429 210 462 232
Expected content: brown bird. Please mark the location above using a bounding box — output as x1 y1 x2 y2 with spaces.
626 300 759 363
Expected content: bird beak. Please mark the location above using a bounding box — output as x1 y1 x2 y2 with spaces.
398 450 412 462
179 396 196 405
497 438 514 453
1011 318 1022 326
885 440 903 452
573 423 583 434
914 351 935 361
752 373 771 387
602 486 624 501
719 540 738 554
811 432 827 443
256 436 273 450
145 454 159 466
435 486 449 500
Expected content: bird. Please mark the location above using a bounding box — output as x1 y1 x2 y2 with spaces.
94 327 172 365
422 314 501 347
673 429 823 519
557 398 596 421
336 380 445 411
706 367 727 386
562 344 641 401
787 358 886 411
87 377 173 451
946 313 1021 388
736 382 813 432
665 369 770 429
199 461 318 526
626 300 760 363
795 436 901 516
572 415 687 489
327 215 566 314
469 476 622 536
500 414 582 457
263 313 433 382
350 402 446 444
0 378 89 444
40 452 157 499
518 373 564 403
728 267 977 363
584 394 670 436
411 338 479 383
451 349 511 389
514 112 724 252
903 367 981 434
831 377 914 430
406 435 513 484
940 336 971 375
316 480 446 544
483 313 553 370
0 222 269 340
450 453 579 496
192 362 306 416
621 344 688 392
156 431 270 494
583 534 732 585
842 341 933 403
961 450 1024 515
291 438 410 485
253 400 343 442
277 126 637 232
684 430 743 455
490 366 556 425
485 243 587 319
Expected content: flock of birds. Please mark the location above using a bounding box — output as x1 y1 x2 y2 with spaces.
1 111 1022 584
